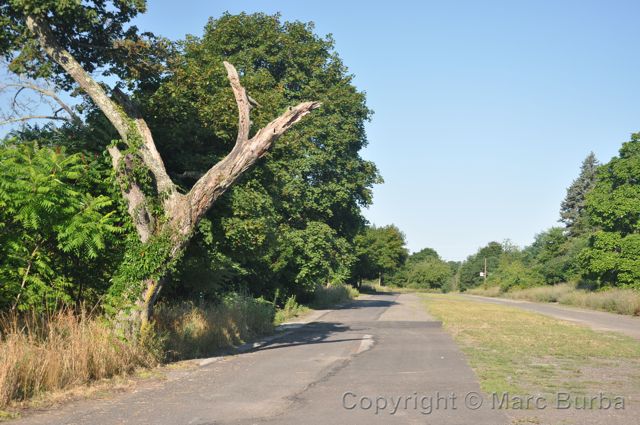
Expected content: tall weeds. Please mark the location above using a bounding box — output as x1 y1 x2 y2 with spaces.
155 293 275 361
468 283 640 316
310 284 359 309
0 310 156 408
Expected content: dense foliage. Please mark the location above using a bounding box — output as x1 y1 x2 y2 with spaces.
579 134 640 288
140 13 380 302
0 137 123 310
0 10 380 312
352 225 408 284
390 248 454 290
0 0 170 91
458 242 503 290
559 152 599 235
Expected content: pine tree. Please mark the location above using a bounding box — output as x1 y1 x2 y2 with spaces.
559 152 599 235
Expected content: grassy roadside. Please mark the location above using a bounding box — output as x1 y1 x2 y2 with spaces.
467 283 640 316
422 294 640 423
0 284 358 417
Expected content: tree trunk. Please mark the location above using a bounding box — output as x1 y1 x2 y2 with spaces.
25 14 320 329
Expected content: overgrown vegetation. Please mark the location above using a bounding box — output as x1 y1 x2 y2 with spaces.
155 293 275 361
310 284 359 309
0 310 158 409
1 8 378 313
0 140 124 311
0 3 372 409
0 284 359 410
388 248 458 291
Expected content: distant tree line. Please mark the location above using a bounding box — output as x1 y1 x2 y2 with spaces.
457 136 640 291
353 134 640 293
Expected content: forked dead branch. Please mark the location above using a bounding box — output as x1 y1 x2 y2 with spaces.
24 14 321 327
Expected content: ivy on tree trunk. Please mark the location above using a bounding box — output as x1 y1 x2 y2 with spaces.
24 14 321 329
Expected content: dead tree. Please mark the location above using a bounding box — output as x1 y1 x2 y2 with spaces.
24 15 321 327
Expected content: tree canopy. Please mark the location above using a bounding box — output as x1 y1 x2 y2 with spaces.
142 13 380 300
580 133 640 288
390 248 453 290
458 241 503 290
0 8 380 315
353 225 408 283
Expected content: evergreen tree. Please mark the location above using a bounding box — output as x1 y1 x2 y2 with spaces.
559 152 599 235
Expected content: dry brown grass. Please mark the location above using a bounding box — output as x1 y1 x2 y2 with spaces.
506 283 575 303
310 284 359 309
558 288 640 316
468 283 640 316
155 293 275 361
0 310 157 409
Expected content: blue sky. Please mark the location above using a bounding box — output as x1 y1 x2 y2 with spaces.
131 1 640 259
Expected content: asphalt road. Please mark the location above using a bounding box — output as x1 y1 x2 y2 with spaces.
14 293 507 425
462 294 640 340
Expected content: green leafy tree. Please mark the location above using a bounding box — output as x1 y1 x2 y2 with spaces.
580 133 640 287
1 3 327 326
390 247 453 290
399 257 452 289
458 241 503 290
487 252 542 292
524 227 587 284
142 13 379 301
560 152 599 235
406 247 439 264
353 225 408 284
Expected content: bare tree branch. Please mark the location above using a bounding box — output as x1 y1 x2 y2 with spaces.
223 61 251 144
0 114 71 125
186 62 321 227
25 15 129 139
3 82 81 124
24 13 175 241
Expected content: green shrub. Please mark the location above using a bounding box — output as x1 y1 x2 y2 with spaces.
487 257 543 292
274 295 309 325
0 142 123 312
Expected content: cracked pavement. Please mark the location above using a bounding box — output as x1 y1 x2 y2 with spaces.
13 293 507 425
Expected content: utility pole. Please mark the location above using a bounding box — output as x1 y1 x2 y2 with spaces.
483 257 487 284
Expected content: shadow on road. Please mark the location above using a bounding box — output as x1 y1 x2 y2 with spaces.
249 297 399 353
255 322 363 352
336 298 397 310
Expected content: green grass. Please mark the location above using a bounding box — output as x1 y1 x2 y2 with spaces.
422 294 640 397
